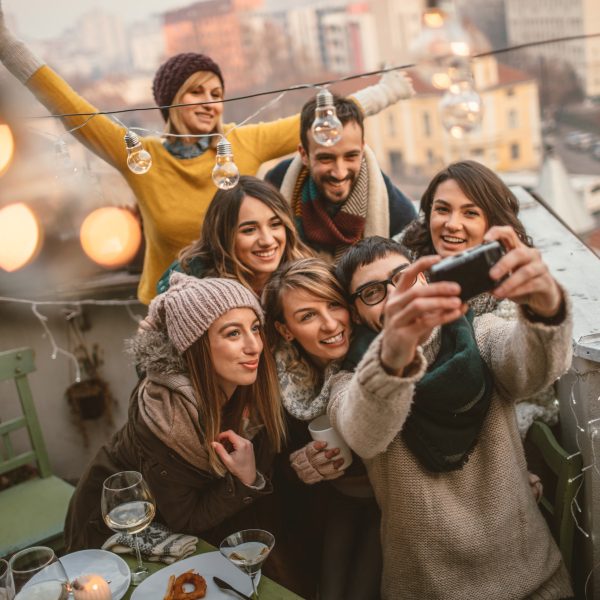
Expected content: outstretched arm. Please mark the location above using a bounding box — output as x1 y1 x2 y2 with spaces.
0 1 129 170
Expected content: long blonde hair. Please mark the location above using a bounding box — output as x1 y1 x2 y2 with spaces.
184 328 285 477
179 176 313 292
166 71 224 147
262 257 349 352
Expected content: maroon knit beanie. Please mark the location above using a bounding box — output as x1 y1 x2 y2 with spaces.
152 52 225 121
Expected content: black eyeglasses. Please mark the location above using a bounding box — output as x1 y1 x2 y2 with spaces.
350 263 417 306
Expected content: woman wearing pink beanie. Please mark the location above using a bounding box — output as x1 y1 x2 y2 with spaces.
63 274 287 575
0 0 414 305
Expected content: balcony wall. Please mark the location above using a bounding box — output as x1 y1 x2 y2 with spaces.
514 186 600 598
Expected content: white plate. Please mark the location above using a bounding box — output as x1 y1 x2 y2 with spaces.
61 549 131 600
131 551 259 600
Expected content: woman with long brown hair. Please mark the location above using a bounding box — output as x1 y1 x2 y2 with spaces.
64 274 286 560
157 176 313 296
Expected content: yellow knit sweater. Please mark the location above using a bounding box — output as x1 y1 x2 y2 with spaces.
27 66 300 304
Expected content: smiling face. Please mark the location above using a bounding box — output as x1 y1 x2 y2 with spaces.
299 120 364 204
429 178 489 257
234 195 287 290
277 288 351 368
207 307 263 400
349 252 424 332
175 72 224 135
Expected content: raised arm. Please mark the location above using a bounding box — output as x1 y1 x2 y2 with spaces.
328 256 466 458
0 2 128 170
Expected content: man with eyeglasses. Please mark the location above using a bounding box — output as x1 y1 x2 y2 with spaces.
335 236 423 370
329 231 574 600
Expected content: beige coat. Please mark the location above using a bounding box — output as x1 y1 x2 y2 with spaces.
328 305 574 600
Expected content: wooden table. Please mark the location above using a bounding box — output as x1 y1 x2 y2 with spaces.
121 539 304 600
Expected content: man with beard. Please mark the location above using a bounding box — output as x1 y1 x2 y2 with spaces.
265 96 416 261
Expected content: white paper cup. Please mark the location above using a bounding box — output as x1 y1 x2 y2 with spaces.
308 414 353 469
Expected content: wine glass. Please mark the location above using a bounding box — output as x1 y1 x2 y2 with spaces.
219 529 275 599
8 547 70 599
101 470 156 585
0 559 15 600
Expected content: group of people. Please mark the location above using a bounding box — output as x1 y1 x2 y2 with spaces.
0 6 575 599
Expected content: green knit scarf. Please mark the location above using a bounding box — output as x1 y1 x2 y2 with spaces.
402 310 493 472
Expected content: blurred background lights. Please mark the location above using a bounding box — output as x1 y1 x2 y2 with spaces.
0 202 43 272
439 81 484 138
0 123 15 176
79 207 142 268
410 1 472 91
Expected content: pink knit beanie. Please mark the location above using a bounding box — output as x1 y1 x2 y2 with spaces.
152 52 224 121
149 273 263 353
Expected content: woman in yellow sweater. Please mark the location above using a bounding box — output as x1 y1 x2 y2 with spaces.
0 1 413 304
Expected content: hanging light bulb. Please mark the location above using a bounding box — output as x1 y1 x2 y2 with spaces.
124 131 152 174
212 138 240 190
80 207 142 268
410 0 472 90
0 203 43 272
0 123 15 177
439 81 483 138
311 89 343 146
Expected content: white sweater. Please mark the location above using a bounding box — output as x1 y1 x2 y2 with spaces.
328 306 574 600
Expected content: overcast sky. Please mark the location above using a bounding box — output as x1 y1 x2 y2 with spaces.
4 0 192 39
4 0 311 40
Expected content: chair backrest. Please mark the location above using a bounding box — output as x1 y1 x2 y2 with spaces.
528 420 583 573
0 347 52 478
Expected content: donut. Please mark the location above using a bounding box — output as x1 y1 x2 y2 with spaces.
164 569 207 600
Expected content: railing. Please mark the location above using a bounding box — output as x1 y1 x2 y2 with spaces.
513 186 600 599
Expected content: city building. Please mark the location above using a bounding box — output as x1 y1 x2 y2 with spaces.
320 3 379 74
162 0 264 93
505 0 600 98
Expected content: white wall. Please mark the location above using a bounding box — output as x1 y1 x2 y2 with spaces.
0 300 143 482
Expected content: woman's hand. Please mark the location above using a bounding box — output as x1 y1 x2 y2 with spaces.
289 441 345 485
380 255 467 375
484 226 563 318
212 430 257 487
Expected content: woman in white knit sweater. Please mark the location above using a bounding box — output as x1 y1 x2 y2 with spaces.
328 225 574 599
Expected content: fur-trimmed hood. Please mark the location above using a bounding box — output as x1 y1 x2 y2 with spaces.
125 329 187 376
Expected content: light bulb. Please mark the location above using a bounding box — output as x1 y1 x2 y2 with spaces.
80 206 142 269
439 81 483 138
212 139 240 190
410 3 472 90
124 130 152 174
311 89 343 147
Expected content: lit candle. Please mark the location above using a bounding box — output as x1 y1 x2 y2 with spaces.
72 574 112 600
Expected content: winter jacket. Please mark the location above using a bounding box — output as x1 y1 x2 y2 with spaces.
64 330 275 553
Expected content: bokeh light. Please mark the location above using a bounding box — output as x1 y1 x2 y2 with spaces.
0 123 15 176
0 203 43 272
79 207 142 269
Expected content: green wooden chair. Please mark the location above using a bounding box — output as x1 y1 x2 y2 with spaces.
0 347 75 559
527 420 583 574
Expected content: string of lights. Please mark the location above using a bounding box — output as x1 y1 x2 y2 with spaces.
20 31 600 121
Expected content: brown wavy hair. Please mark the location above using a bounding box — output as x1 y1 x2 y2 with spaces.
184 328 285 477
403 160 532 257
179 176 312 292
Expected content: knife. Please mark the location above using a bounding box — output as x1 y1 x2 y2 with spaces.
213 576 254 600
